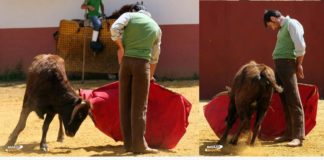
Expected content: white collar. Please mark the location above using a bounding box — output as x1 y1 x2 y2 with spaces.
138 10 152 17
280 16 290 27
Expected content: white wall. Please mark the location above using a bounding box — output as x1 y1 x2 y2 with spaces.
0 0 199 29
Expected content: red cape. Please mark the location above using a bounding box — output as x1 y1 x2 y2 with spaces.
80 81 192 149
204 83 319 140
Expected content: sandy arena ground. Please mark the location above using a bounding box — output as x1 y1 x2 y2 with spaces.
0 80 199 157
1 79 323 157
199 100 324 156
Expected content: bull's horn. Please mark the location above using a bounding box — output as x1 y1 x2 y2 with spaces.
81 101 87 105
68 100 89 125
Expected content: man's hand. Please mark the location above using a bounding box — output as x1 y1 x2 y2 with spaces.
87 5 95 11
150 64 157 81
296 64 304 79
117 48 124 64
150 77 156 82
81 4 88 9
296 56 304 79
81 4 95 11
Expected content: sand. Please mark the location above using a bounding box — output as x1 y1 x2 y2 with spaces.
199 100 324 156
1 79 323 157
0 80 199 157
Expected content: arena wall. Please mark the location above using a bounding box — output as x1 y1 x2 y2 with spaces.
0 0 199 79
200 1 324 99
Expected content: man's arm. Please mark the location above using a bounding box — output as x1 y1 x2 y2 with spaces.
115 38 124 64
81 0 95 11
288 20 306 57
150 28 162 80
81 4 95 11
110 13 131 64
288 20 306 79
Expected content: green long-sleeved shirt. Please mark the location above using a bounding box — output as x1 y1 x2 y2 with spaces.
273 16 306 60
110 11 161 64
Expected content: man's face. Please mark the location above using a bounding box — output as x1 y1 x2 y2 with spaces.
266 16 280 30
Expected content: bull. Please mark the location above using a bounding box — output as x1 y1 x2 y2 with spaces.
5 54 90 152
218 61 283 145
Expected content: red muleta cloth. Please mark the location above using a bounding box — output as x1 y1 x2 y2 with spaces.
80 81 192 149
204 83 319 140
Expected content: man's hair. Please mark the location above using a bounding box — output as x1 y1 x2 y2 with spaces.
107 2 146 19
263 10 282 27
132 2 146 12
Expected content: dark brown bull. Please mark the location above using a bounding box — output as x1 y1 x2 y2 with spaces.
5 54 90 152
218 61 283 145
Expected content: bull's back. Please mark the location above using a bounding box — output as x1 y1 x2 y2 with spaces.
29 54 65 75
232 62 268 106
27 54 66 89
23 54 68 110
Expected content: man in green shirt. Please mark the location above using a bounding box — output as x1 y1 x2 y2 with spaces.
81 0 105 52
264 10 306 147
110 3 161 154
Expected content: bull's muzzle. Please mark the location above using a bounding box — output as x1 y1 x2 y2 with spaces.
65 130 75 137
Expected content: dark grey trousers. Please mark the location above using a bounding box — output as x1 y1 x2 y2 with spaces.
119 56 150 152
274 59 305 140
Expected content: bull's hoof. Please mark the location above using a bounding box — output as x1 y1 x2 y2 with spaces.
229 139 238 145
57 137 64 142
217 139 226 145
40 144 49 152
5 140 16 147
249 141 256 146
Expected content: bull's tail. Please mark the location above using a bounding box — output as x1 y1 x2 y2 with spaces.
261 67 283 93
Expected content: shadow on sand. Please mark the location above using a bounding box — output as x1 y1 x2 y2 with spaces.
200 138 286 156
2 142 71 155
0 82 25 88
